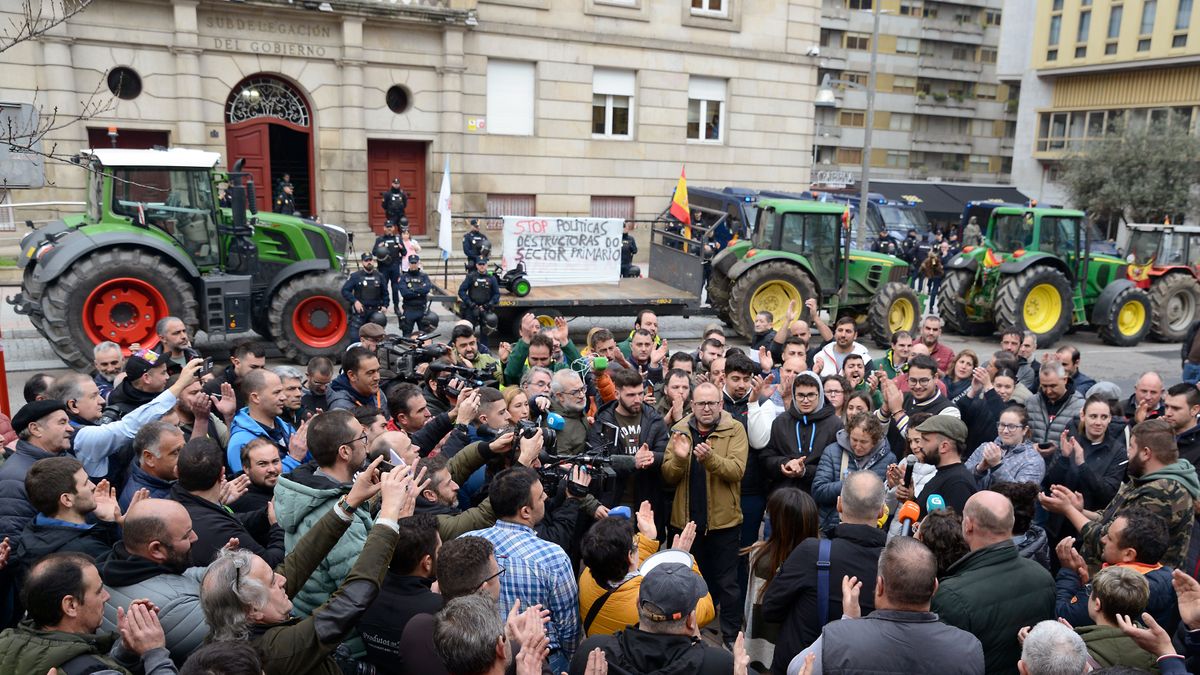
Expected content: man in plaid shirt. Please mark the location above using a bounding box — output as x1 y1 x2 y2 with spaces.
463 466 580 672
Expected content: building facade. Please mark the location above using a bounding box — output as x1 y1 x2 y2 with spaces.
1000 0 1199 208
1 0 822 249
812 0 1017 185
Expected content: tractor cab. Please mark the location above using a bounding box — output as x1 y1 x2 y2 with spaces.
1125 224 1200 269
83 148 224 269
985 207 1089 280
752 200 846 296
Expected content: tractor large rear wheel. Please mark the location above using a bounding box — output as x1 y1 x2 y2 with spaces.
1149 274 1200 341
939 269 993 336
40 248 198 371
1098 285 1152 346
867 282 921 348
728 261 817 340
706 269 734 327
269 273 353 363
995 266 1073 347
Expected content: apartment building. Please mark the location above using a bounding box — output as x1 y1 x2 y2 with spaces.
813 0 1017 184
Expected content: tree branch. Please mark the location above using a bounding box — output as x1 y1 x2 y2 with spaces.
1 0 94 55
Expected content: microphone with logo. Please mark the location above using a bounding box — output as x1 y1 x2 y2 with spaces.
896 500 921 537
925 493 947 514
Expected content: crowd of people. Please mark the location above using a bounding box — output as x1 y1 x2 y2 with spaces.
4 302 1200 675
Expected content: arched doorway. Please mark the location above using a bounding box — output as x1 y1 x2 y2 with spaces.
225 75 314 215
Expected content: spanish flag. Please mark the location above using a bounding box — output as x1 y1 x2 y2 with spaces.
983 248 1003 268
670 166 690 226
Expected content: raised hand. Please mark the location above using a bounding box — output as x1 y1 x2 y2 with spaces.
650 339 669 367
1173 569 1200 629
93 479 122 523
215 382 237 419
804 297 819 319
347 455 385 509
498 341 512 363
582 648 609 675
1116 612 1176 658
635 500 657 541
753 372 777 402
670 432 691 460
634 443 655 469
758 346 774 373
1055 536 1089 584
518 428 544 467
221 474 251 506
671 521 697 552
733 632 749 675
117 602 166 656
841 575 863 618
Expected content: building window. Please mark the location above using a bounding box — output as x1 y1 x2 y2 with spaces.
1174 0 1192 45
976 83 998 99
386 85 412 114
890 112 913 130
980 47 998 62
893 76 917 94
487 60 535 136
896 37 920 53
970 119 994 136
691 0 727 16
1049 15 1062 44
922 5 938 18
1106 4 1123 52
1140 0 1157 33
969 155 991 172
687 76 725 142
592 68 634 138
952 46 973 60
1053 0 1063 9
591 196 635 220
107 67 142 100
900 1 921 15
985 9 1002 24
845 32 871 49
844 71 869 86
886 151 910 168
847 0 873 9
1078 10 1092 41
839 110 866 127
487 194 536 218
837 147 863 163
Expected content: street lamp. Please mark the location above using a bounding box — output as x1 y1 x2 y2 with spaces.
814 6 885 251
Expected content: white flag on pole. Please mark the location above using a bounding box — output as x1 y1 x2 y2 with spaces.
437 156 452 259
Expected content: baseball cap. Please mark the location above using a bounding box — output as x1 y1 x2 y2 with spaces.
408 254 420 265
384 221 395 228
359 323 385 339
124 348 164 380
914 415 968 445
638 561 706 622
12 399 69 434
360 252 373 262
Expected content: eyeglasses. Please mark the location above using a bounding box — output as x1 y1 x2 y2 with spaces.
997 422 1026 431
825 389 844 396
694 401 721 408
909 378 934 386
480 555 508 586
343 431 369 447
231 555 247 596
564 386 586 397
795 392 819 400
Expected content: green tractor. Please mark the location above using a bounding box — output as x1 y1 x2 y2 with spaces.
9 148 352 369
708 198 921 347
939 203 1151 346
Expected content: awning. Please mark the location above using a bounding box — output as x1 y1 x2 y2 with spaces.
869 181 964 218
869 180 1032 220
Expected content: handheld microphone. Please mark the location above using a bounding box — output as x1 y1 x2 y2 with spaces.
897 500 921 537
903 462 914 488
545 412 566 431
926 493 947 513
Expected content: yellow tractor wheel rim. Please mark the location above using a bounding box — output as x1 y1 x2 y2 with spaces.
888 297 915 332
750 281 802 326
1023 283 1062 333
1117 299 1146 336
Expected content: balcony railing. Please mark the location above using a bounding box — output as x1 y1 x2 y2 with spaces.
917 56 984 75
815 124 843 138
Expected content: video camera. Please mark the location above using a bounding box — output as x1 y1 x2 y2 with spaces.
428 361 496 397
537 446 616 499
378 333 448 384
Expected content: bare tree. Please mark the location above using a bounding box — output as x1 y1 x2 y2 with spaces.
1 0 94 54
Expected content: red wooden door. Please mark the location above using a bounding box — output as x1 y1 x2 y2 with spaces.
226 121 272 213
367 140 427 235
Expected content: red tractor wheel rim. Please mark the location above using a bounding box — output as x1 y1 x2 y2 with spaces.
83 278 167 352
293 296 347 348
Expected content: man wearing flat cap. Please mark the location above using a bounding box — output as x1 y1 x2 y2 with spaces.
913 415 977 518
568 562 734 674
0 399 74 541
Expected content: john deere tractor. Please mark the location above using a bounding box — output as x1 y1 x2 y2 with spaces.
939 203 1150 346
1123 223 1200 341
708 198 921 347
9 148 352 369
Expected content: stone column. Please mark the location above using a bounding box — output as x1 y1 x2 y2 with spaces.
171 0 206 148
438 27 467 240
337 16 366 230
36 21 83 206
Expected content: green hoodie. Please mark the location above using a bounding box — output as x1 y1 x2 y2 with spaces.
1081 458 1200 571
1075 624 1160 673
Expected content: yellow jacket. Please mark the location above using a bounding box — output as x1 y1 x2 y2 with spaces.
577 533 716 636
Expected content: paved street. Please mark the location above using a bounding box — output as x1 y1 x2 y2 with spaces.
0 280 1181 413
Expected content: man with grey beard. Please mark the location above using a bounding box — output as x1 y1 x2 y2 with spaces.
550 369 590 456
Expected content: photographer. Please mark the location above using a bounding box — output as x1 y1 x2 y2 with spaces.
422 357 459 417
440 387 509 460
450 323 503 387
589 367 670 529
551 370 591 456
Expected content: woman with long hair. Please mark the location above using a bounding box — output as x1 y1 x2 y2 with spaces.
504 386 530 422
812 412 894 532
944 349 978 403
742 488 819 672
1043 395 1128 541
822 374 851 421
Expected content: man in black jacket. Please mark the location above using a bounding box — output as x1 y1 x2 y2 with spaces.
1163 382 1200 466
569 562 734 675
764 371 842 493
14 456 122 573
229 438 282 514
202 339 268 410
170 437 284 567
761 471 888 675
361 513 443 674
102 349 170 422
912 415 977 519
588 367 670 530
0 399 74 542
877 354 959 454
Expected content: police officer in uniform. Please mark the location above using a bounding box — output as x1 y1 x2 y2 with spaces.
398 254 433 335
274 183 297 216
458 256 500 331
462 219 491 271
373 221 404 314
621 220 640 278
341 252 388 338
382 177 408 226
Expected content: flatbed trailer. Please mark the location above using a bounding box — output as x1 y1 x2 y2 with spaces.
429 224 714 335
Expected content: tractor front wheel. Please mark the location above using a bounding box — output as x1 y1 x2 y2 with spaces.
995 266 1073 347
867 282 921 348
939 269 993 336
707 269 734 327
1149 274 1200 342
1099 285 1152 346
728 261 817 340
269 273 354 363
40 248 198 371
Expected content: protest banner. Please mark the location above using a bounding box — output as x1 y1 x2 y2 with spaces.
501 216 622 286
